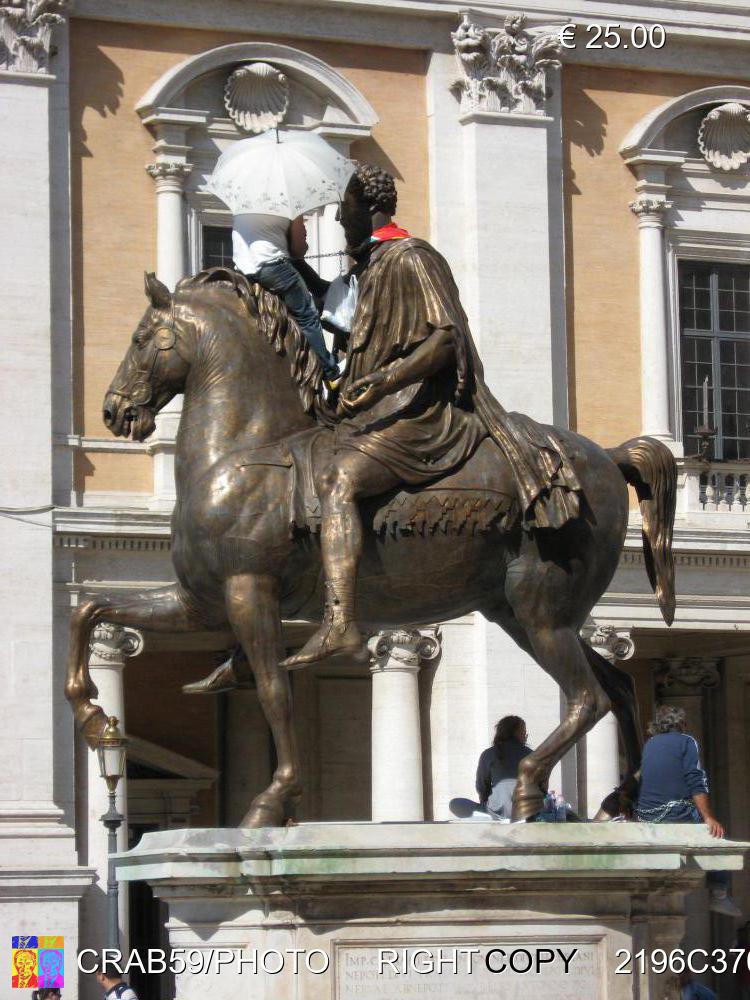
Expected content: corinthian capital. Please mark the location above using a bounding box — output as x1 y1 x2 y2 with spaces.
0 0 71 74
581 623 634 663
451 11 562 117
146 161 192 189
629 197 669 219
369 628 442 671
89 623 145 665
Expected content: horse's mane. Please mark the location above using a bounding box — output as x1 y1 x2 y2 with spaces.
182 267 325 414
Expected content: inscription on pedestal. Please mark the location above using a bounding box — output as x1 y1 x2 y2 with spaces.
336 941 601 999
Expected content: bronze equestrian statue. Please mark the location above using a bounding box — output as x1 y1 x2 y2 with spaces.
65 164 676 827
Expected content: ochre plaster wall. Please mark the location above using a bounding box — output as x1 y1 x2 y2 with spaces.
562 64 748 447
70 18 428 494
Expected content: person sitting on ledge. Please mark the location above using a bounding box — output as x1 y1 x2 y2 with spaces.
450 715 531 820
635 704 741 918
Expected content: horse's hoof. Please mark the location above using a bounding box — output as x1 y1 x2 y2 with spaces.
81 708 108 749
240 798 285 828
183 661 240 695
511 783 545 822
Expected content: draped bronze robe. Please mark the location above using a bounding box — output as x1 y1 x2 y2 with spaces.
335 237 581 530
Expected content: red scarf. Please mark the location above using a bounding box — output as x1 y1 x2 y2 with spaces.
371 222 411 242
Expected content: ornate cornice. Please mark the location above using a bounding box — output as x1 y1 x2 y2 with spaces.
0 0 70 74
450 11 561 117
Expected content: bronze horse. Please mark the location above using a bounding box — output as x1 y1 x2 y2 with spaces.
66 268 676 826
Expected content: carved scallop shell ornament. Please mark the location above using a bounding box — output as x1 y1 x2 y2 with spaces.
224 62 290 134
698 102 750 172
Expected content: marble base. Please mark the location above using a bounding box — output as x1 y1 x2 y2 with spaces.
115 823 749 1000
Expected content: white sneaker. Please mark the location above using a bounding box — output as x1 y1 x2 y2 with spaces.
709 889 743 918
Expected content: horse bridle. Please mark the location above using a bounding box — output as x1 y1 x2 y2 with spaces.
109 321 178 408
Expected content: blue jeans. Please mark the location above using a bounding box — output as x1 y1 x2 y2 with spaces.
249 259 336 377
637 800 729 890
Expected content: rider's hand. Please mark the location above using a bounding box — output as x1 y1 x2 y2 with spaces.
340 370 391 414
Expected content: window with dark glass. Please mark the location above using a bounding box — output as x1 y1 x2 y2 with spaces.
679 261 750 460
202 225 233 269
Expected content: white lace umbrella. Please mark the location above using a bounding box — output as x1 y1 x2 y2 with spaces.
208 130 354 218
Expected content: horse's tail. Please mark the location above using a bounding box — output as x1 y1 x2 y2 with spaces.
607 436 677 626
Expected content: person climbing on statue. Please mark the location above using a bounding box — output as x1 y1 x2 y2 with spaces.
232 211 339 381
283 162 582 667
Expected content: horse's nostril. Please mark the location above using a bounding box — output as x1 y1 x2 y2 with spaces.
103 408 113 424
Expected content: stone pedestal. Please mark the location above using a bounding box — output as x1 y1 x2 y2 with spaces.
115 824 748 1000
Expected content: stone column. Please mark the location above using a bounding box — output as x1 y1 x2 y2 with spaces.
0 4 94 988
80 624 143 980
630 197 673 443
145 160 191 510
369 629 440 821
581 625 635 818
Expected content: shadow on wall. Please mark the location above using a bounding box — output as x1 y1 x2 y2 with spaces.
561 83 608 430
350 138 403 184
566 84 608 162
70 44 124 445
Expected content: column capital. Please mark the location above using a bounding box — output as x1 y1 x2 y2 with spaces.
369 627 441 673
629 196 670 223
581 623 634 663
89 624 145 666
146 161 192 192
450 11 562 118
656 656 720 697
0 0 71 75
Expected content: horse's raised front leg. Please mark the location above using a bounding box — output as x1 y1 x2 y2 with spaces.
65 584 211 747
224 573 301 828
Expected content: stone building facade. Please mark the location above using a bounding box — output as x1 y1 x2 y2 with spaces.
3 0 750 996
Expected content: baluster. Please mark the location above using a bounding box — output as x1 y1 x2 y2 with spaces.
704 474 717 512
699 473 708 509
742 476 750 511
718 474 731 512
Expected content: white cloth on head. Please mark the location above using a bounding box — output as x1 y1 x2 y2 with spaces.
232 213 290 275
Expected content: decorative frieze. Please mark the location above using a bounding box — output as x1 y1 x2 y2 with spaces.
656 657 720 698
698 102 750 172
450 11 561 117
224 62 290 134
0 0 70 74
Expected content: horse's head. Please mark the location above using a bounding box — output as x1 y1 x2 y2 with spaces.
103 272 193 441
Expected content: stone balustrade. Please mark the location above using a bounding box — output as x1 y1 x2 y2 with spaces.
678 458 750 521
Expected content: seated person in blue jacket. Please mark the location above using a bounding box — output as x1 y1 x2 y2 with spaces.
450 715 531 820
636 704 741 917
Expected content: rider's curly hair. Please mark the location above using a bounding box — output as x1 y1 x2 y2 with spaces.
353 161 398 216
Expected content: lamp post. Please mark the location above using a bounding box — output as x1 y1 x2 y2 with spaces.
96 715 128 952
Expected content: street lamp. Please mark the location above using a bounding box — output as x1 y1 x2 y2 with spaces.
96 715 128 952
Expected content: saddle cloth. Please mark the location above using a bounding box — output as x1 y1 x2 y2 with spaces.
236 430 519 538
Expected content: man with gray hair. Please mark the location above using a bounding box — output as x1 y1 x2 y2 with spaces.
636 704 740 917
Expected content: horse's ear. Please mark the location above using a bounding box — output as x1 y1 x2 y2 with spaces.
144 271 172 310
